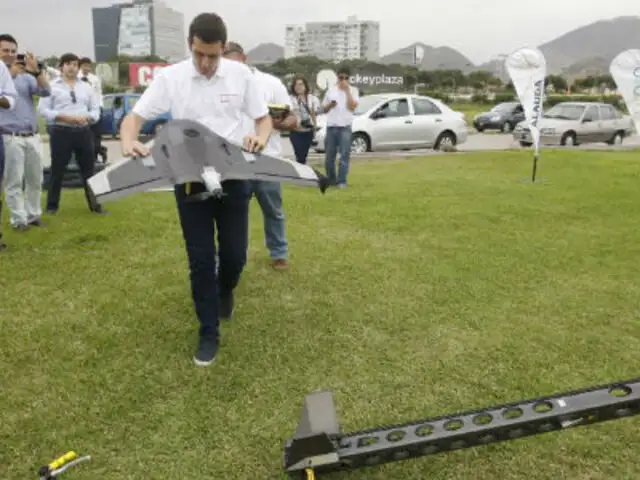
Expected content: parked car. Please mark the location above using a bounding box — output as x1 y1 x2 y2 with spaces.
513 102 634 147
312 93 468 153
101 93 171 138
472 101 525 133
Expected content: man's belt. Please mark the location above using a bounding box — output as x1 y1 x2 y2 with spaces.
0 130 36 137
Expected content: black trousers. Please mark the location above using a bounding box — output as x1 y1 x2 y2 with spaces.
174 180 251 338
47 125 100 212
289 130 314 164
90 108 105 161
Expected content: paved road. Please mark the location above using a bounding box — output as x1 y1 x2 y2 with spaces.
40 132 640 167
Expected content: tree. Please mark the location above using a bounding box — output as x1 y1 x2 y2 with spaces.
545 74 568 93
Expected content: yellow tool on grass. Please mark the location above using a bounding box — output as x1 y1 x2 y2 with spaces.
38 451 91 479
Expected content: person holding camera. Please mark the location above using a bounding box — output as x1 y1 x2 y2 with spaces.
321 66 359 188
224 41 298 270
38 53 105 215
289 75 319 165
0 34 51 232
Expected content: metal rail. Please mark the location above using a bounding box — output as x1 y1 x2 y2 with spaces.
283 378 639 477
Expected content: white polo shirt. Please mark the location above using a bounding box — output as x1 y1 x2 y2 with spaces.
132 57 268 145
322 84 360 127
78 71 104 108
241 67 292 156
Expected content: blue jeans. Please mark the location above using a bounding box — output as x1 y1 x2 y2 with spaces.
251 180 288 260
289 130 314 164
324 125 352 185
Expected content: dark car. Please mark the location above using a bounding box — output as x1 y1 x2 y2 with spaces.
473 102 525 133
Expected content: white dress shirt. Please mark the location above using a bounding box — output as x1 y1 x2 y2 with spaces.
242 67 292 156
0 61 17 110
78 71 103 108
132 57 268 146
322 84 360 127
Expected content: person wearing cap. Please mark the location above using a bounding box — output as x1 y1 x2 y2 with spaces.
223 41 298 271
118 13 273 367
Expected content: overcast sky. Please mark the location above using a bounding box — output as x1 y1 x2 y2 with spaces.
0 0 638 64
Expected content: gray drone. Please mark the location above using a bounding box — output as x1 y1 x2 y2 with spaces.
87 119 329 203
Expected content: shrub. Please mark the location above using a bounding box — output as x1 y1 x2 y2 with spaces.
493 92 516 103
418 90 452 104
470 93 490 104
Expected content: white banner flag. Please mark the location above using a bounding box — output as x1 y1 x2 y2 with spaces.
609 49 640 134
505 47 546 157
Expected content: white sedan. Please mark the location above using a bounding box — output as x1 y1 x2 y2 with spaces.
313 93 468 153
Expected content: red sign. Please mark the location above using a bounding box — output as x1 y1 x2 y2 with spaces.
129 62 169 87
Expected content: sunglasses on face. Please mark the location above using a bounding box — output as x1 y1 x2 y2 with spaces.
338 75 349 80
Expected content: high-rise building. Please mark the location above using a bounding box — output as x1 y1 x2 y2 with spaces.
285 16 380 63
92 0 185 63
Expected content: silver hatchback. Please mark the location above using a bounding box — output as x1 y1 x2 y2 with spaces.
513 102 634 147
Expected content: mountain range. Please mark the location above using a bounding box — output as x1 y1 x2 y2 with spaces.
247 16 640 79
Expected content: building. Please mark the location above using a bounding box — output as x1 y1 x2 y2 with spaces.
92 0 185 63
285 16 380 63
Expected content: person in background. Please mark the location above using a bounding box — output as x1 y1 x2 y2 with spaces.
288 74 319 165
78 57 107 163
321 66 359 188
0 54 17 251
38 53 105 215
223 41 298 271
0 33 51 231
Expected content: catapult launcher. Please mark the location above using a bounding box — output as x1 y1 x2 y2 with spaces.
283 378 639 478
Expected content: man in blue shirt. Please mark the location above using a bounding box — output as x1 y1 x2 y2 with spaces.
0 34 51 231
0 37 18 251
38 53 105 215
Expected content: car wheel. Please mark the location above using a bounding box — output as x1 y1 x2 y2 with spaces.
606 131 624 145
351 133 370 153
434 131 457 150
561 131 577 146
475 126 485 133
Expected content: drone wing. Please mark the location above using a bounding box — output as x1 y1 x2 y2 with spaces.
87 140 173 203
151 118 329 192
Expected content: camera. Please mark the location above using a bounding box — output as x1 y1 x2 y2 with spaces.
300 119 314 129
268 104 290 118
16 53 25 64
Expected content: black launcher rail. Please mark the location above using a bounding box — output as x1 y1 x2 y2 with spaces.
283 378 639 477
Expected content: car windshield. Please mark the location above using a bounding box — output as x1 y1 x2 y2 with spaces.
491 103 516 113
354 96 388 115
543 104 585 120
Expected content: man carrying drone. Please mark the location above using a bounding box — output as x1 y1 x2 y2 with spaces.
118 13 274 366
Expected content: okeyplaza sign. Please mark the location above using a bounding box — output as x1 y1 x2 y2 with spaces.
349 72 404 86
129 62 169 87
316 68 404 90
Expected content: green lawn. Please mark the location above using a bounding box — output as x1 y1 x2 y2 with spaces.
2 150 640 480
451 103 487 126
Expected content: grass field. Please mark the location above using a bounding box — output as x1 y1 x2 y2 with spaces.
2 150 640 480
451 103 487 126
